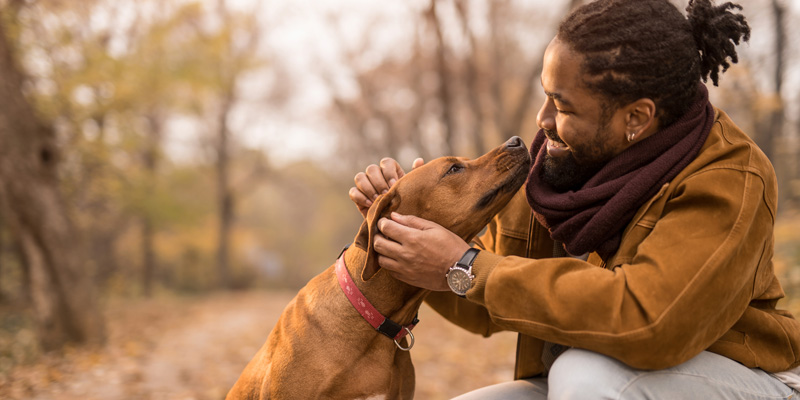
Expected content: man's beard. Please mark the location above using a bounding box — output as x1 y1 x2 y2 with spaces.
540 127 612 192
540 153 605 192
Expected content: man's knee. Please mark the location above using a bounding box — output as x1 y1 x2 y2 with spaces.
547 348 630 399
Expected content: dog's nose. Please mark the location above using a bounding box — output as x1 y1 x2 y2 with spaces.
505 136 523 148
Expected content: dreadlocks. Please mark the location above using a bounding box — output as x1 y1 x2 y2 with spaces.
557 0 750 128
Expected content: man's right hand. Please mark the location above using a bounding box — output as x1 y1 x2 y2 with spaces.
349 157 424 218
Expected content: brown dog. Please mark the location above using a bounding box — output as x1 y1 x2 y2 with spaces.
226 136 531 400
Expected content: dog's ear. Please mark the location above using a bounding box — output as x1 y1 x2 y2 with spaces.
353 190 400 281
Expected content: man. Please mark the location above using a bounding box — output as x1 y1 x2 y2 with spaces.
350 0 800 398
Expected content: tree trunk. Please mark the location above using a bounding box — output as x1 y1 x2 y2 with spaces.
504 0 584 140
0 17 105 350
141 113 161 296
0 210 5 302
488 1 507 141
455 0 486 157
769 0 789 213
428 0 456 155
216 93 234 289
142 217 155 295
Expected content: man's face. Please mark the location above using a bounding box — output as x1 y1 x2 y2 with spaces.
536 38 630 191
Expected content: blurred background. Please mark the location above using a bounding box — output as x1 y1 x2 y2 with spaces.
0 0 799 398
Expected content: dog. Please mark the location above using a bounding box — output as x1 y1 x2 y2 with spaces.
226 136 532 399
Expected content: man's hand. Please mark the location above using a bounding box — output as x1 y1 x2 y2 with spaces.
349 158 424 218
374 212 471 291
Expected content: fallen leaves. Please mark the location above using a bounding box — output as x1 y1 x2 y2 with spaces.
0 291 516 399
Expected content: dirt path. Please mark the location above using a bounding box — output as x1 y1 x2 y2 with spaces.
1 291 516 400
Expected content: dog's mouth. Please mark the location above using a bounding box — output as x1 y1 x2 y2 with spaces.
473 151 531 212
473 170 523 211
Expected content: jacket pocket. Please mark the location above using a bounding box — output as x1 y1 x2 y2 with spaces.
718 329 746 345
609 217 656 267
608 184 670 267
497 226 530 257
707 329 758 368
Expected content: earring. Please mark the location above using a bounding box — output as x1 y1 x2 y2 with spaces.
627 132 636 142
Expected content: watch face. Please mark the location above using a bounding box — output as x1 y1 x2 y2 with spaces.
447 268 471 295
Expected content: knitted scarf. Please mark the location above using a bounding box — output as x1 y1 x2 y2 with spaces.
525 84 714 260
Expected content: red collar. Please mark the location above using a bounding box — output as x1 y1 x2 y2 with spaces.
335 254 418 351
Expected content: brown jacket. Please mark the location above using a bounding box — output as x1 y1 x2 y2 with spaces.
426 108 800 379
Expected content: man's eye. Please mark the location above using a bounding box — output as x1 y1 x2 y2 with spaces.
445 164 465 176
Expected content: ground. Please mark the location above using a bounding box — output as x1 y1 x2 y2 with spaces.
0 291 517 400
5 208 798 400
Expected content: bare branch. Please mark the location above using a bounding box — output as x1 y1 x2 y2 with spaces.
427 0 455 155
454 0 486 156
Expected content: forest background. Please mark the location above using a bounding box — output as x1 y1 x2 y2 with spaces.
1 0 799 398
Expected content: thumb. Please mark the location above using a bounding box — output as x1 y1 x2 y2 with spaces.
411 158 425 170
390 212 438 230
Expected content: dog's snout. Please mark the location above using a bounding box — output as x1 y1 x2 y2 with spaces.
505 136 523 148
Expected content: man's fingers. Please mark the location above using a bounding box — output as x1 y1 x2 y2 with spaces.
376 254 402 272
390 212 439 230
380 158 406 188
373 235 413 281
363 164 391 198
350 158 419 218
412 158 425 170
377 218 414 245
373 232 404 258
354 171 378 201
352 158 415 206
376 216 437 247
348 186 371 217
348 186 372 207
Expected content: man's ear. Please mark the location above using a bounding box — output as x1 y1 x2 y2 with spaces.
353 190 401 281
625 98 657 139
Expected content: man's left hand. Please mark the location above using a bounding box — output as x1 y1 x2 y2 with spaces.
373 212 471 292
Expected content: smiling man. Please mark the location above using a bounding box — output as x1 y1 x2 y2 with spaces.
349 0 800 398
536 36 652 193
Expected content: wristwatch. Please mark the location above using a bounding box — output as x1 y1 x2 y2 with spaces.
447 248 480 297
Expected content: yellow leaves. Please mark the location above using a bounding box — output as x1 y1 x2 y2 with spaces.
774 212 800 315
1 291 516 399
413 303 517 399
774 213 800 244
123 340 143 358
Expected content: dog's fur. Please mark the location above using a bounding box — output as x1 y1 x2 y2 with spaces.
226 137 531 400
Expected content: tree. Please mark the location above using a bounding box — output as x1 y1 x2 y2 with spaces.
322 0 584 169
768 0 790 212
0 13 105 350
170 0 266 288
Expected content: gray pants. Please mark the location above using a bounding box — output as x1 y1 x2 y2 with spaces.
453 349 796 399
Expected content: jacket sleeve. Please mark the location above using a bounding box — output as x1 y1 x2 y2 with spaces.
423 214 507 337
466 166 774 369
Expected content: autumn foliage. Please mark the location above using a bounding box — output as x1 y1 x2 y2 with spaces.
0 0 799 398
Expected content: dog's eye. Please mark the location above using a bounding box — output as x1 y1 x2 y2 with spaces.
445 164 465 176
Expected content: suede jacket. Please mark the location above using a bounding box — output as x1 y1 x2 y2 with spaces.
426 108 800 379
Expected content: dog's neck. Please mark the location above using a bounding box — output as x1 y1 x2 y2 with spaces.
343 246 429 328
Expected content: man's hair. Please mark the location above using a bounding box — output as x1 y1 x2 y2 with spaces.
557 0 750 128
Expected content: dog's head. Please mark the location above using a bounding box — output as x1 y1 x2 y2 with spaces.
355 136 532 281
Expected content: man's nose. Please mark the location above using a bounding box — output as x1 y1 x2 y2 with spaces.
536 99 556 131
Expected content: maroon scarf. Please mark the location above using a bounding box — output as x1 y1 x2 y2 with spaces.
526 84 714 260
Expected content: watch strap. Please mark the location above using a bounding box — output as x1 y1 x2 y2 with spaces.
457 248 480 269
